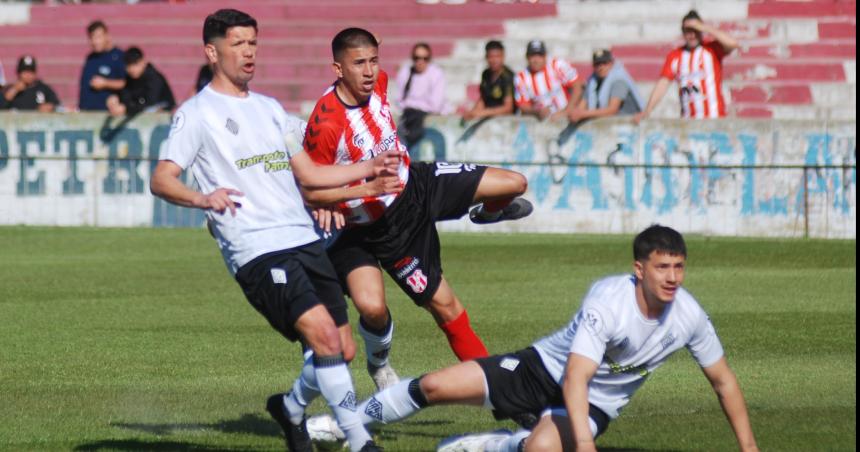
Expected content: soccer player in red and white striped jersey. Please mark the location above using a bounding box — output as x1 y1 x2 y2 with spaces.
301 28 534 389
514 40 583 120
635 10 739 122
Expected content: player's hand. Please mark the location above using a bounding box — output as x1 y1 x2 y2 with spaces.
632 111 647 125
567 108 588 122
90 76 108 90
371 150 402 177
364 175 403 197
683 18 706 33
196 188 244 216
311 207 345 233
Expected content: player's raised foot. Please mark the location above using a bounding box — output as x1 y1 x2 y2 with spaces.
469 198 533 225
437 429 513 452
266 393 313 452
368 361 400 390
359 440 383 451
306 414 346 443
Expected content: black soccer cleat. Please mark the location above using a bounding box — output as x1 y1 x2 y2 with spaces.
469 198 534 225
266 393 312 452
359 440 383 452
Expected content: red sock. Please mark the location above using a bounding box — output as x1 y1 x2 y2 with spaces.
482 198 514 213
440 310 488 361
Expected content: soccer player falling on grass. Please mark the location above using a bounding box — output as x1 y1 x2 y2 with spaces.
149 9 402 452
298 27 534 391
307 225 760 452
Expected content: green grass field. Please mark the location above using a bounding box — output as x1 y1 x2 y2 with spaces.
0 227 855 451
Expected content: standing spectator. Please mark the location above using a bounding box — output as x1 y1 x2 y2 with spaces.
0 55 60 112
634 10 739 122
106 47 176 117
567 49 644 122
463 40 515 121
78 20 126 111
395 43 448 150
515 40 582 121
0 59 6 88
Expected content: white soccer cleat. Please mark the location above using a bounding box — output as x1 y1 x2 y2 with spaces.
306 414 346 443
368 362 400 390
437 429 513 452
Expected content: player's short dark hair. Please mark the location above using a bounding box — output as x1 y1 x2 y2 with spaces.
682 9 702 24
633 225 687 261
332 28 378 60
203 9 258 45
485 40 505 53
87 20 107 36
123 47 144 65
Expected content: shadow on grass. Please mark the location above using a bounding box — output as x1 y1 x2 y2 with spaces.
73 439 260 451
110 413 279 437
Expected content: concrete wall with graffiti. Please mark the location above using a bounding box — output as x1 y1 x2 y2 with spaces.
0 112 854 238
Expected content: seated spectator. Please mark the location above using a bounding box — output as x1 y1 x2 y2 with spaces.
107 46 176 117
395 42 448 150
463 40 515 121
514 40 582 121
635 9 738 122
0 55 60 112
567 49 644 123
79 20 126 111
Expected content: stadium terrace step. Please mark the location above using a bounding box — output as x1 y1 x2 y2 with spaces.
748 0 857 18
730 85 814 104
819 20 857 39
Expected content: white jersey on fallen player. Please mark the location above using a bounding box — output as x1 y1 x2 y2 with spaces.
160 85 319 275
532 274 724 419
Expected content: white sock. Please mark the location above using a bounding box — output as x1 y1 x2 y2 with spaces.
359 314 394 368
283 349 320 425
357 378 424 425
487 429 530 452
314 355 373 451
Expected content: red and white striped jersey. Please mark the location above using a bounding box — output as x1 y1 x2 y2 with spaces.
514 57 579 113
660 40 728 118
303 70 410 225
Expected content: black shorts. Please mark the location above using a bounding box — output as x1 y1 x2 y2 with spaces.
476 347 610 437
235 240 349 342
329 162 487 305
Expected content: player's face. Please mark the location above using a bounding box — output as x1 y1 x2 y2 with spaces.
88 28 110 53
486 49 504 73
527 54 546 73
682 20 702 48
335 46 379 103
635 251 686 304
209 26 258 87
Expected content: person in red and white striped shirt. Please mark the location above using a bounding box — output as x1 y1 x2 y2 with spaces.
635 10 739 122
301 28 534 392
514 40 583 121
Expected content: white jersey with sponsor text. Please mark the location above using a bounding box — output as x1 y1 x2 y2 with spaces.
532 275 724 418
160 86 319 275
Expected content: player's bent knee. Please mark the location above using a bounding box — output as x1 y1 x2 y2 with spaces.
304 323 343 357
523 430 560 452
417 373 446 404
509 171 528 196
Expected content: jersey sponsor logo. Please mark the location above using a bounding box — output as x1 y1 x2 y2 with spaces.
606 356 649 377
583 309 604 336
226 118 240 135
353 133 367 149
434 162 477 176
234 151 291 173
365 397 384 421
370 133 398 156
405 269 428 294
270 268 287 285
394 257 420 279
338 391 357 412
660 333 676 351
500 357 520 371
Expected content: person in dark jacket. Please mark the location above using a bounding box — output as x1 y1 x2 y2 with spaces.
0 55 60 112
107 46 175 116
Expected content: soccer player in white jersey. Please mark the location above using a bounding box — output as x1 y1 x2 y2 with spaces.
149 10 402 452
306 225 759 452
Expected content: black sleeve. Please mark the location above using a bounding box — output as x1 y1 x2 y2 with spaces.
43 84 61 106
0 88 10 109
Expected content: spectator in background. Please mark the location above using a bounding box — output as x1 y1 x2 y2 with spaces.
463 40 515 121
106 47 175 117
194 61 214 93
567 49 643 123
0 59 6 88
634 10 738 122
515 40 582 121
79 20 126 111
395 42 448 151
0 55 60 112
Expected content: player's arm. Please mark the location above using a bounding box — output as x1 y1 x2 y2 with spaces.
688 19 739 54
563 353 600 452
300 175 403 207
289 149 400 190
701 357 759 452
150 160 242 216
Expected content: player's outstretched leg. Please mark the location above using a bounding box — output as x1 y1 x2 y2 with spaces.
469 167 532 225
347 266 400 389
267 348 317 452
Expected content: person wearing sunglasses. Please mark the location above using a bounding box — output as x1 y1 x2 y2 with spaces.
394 42 449 151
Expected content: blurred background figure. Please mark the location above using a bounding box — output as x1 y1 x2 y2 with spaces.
514 39 582 121
395 42 449 151
567 49 643 123
0 55 60 112
0 58 6 89
107 46 176 117
192 61 214 96
462 40 515 121
78 20 126 111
